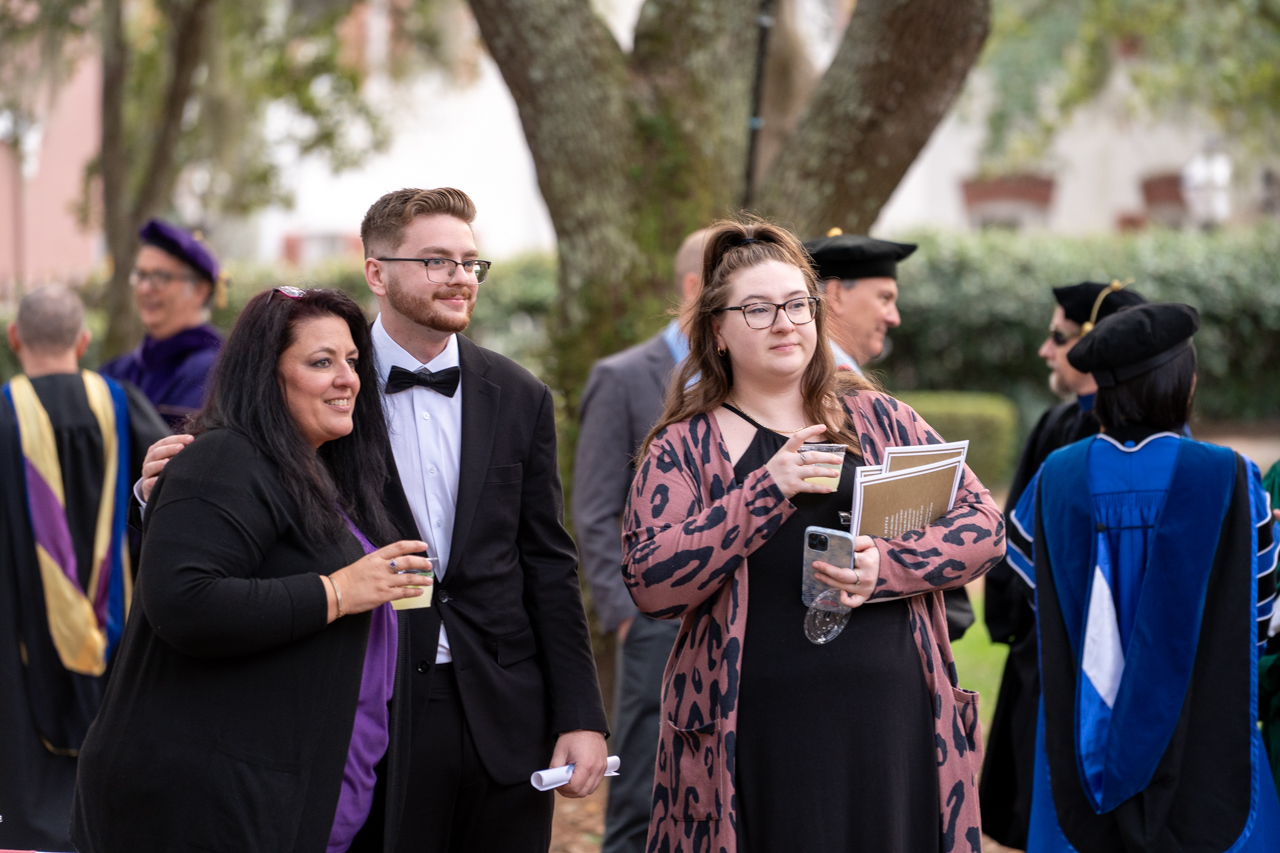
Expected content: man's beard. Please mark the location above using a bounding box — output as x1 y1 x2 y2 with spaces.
1048 369 1070 398
386 275 474 333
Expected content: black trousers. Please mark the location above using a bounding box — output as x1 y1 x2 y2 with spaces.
397 664 553 853
602 615 680 853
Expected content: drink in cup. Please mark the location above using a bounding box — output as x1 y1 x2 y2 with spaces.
391 556 439 611
802 443 847 489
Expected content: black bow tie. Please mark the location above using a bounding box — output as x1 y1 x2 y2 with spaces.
385 365 461 397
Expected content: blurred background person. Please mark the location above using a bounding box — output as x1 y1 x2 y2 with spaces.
1007 303 1280 851
100 219 226 430
804 229 975 642
574 227 707 853
981 280 1145 850
0 284 167 852
72 288 430 853
801 229 911 372
624 218 1004 853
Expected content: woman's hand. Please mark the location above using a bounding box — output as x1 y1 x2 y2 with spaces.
764 425 845 499
139 434 195 502
813 535 880 608
325 540 434 622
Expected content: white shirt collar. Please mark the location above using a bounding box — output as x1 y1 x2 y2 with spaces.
829 340 863 374
372 314 459 380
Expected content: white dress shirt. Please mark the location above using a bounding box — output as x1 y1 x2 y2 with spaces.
372 316 462 664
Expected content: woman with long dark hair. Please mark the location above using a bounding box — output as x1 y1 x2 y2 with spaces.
623 218 1005 852
71 288 430 853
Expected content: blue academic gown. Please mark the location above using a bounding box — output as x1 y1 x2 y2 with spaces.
100 324 222 431
1008 430 1280 852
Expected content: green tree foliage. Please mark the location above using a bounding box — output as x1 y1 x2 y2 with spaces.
979 0 1280 168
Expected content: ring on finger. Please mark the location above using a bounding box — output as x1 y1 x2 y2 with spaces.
389 559 397 570
798 450 807 464
853 568 861 586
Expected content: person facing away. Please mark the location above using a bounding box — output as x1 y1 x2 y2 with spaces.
0 284 167 851
573 227 707 853
72 288 431 853
1007 302 1280 852
803 229 976 641
623 217 1005 853
981 279 1146 850
99 218 226 430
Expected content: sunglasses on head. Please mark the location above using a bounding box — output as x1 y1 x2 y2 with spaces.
267 286 306 303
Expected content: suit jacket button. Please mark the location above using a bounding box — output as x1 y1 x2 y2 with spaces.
438 592 450 604
416 661 430 674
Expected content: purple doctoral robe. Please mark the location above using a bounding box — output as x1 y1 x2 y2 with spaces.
100 324 222 431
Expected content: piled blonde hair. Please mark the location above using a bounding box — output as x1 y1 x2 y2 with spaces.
641 216 876 459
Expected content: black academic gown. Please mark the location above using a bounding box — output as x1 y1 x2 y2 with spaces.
980 397 1099 849
0 374 167 852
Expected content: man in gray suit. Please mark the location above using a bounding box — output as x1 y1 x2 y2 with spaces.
574 228 707 853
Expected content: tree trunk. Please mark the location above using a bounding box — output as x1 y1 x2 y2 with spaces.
100 0 215 360
757 0 991 235
471 0 989 419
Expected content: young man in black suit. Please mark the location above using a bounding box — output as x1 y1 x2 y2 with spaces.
358 187 609 852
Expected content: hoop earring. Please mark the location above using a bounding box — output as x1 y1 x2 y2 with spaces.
717 347 726 356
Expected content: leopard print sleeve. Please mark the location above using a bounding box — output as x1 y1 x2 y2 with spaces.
846 392 1006 601
622 414 796 619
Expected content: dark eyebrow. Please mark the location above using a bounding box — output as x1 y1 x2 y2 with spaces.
740 290 808 302
310 345 360 357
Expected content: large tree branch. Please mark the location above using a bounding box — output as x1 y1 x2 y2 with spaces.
468 0 641 286
130 0 215 222
757 0 990 237
629 0 760 222
100 0 140 357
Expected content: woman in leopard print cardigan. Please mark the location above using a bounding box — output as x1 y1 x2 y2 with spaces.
622 219 1004 853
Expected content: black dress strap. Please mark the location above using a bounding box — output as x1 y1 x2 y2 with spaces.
723 403 785 437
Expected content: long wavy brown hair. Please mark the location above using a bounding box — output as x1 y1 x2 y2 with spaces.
640 216 877 459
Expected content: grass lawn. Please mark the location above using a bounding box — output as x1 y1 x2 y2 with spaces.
952 583 1011 741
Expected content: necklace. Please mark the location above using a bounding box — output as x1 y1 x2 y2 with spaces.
726 390 807 434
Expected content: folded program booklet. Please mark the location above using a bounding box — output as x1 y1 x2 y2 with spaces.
850 445 966 539
879 439 969 474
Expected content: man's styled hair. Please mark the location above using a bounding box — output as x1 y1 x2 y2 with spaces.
360 188 477 258
16 284 86 354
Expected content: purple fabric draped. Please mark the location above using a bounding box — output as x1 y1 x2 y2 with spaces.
23 457 80 589
327 518 397 853
99 324 222 430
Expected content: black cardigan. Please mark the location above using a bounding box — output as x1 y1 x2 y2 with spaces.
70 429 408 853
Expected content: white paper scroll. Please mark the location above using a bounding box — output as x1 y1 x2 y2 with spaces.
530 755 621 791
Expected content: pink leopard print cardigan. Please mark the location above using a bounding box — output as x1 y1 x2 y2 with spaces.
622 391 1004 853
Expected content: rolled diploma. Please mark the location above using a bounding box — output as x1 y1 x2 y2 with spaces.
530 755 621 791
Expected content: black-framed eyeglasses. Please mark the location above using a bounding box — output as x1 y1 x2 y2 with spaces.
268 285 306 303
1049 328 1078 346
129 269 200 289
713 296 819 330
375 257 492 284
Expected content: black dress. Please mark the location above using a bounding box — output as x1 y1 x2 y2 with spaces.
726 407 940 853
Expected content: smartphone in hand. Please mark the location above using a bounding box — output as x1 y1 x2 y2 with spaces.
802 526 856 608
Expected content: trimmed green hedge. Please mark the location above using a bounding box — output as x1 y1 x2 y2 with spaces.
884 226 1280 426
896 391 1020 487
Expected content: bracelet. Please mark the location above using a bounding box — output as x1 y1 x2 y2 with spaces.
324 574 343 618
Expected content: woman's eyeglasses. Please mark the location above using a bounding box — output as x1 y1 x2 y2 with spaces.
375 257 492 284
268 286 306 303
1049 328 1077 346
713 297 819 330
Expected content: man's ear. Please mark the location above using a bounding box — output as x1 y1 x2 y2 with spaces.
823 278 848 316
6 322 20 356
74 328 92 360
679 271 701 306
365 257 388 298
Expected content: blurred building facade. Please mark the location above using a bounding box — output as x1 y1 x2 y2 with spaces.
0 56 103 308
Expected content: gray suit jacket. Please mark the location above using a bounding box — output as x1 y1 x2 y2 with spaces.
573 333 676 632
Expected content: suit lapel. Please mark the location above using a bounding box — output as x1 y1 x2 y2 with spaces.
446 335 500 578
382 448 422 540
